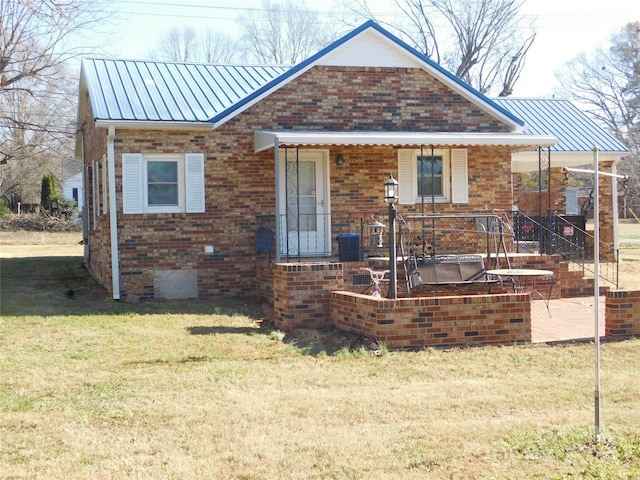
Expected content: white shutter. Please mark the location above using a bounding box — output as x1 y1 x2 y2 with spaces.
92 161 98 225
185 153 205 213
397 149 416 205
451 148 468 204
102 156 108 215
122 154 143 214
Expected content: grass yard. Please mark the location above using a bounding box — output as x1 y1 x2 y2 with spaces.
1 231 639 479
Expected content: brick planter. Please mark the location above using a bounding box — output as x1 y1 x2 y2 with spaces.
605 290 640 338
331 291 531 349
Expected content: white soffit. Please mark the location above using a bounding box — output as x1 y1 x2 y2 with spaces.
254 130 558 153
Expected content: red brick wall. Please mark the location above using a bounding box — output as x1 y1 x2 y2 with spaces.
269 262 531 349
261 66 509 133
331 291 531 349
82 65 515 299
605 290 640 338
80 93 112 293
273 263 343 331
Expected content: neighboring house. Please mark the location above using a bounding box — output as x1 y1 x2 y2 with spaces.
75 21 628 301
63 170 84 210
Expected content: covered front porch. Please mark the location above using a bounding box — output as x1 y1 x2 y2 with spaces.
254 130 558 263
251 129 626 349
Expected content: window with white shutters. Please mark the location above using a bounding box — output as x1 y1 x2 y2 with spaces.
397 148 468 205
122 153 205 214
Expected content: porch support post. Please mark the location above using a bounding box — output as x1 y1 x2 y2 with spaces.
274 140 281 262
538 147 543 255
547 146 552 255
388 203 397 299
593 146 601 443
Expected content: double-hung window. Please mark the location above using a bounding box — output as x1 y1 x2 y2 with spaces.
122 153 205 214
398 148 468 205
146 157 180 211
417 153 446 199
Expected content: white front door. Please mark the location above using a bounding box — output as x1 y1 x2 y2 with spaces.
278 149 330 256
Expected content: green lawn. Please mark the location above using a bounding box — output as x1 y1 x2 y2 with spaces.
1 234 639 479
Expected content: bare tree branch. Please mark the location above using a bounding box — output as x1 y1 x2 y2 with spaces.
557 22 640 206
201 29 239 64
237 0 336 64
0 0 110 204
338 0 535 96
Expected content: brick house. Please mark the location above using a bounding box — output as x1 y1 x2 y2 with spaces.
75 21 628 309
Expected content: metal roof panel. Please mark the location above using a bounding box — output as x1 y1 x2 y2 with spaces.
493 98 628 153
82 58 288 123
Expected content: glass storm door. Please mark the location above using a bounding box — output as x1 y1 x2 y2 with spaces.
279 149 329 256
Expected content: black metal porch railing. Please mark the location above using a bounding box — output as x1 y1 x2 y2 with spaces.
274 210 619 289
512 210 619 288
276 211 515 264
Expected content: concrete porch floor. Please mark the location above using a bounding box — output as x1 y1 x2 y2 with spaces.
531 295 605 343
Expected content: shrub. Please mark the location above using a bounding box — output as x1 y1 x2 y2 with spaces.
0 198 8 218
48 195 78 220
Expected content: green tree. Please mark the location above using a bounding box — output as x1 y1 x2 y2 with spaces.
41 174 56 211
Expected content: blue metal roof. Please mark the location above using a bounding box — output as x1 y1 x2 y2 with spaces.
82 58 289 122
493 98 628 153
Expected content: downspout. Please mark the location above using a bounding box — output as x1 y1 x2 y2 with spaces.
107 125 120 299
79 126 90 264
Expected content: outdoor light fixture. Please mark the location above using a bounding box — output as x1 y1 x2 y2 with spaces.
335 153 345 166
384 173 398 299
367 218 386 248
384 173 399 204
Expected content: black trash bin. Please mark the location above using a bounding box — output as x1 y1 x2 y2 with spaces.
336 233 360 261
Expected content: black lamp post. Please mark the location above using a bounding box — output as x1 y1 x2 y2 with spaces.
384 173 399 299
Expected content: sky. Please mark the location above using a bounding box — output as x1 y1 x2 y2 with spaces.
100 0 639 98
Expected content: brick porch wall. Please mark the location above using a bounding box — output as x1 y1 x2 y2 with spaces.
273 263 343 331
331 291 531 349
270 261 531 349
605 290 640 338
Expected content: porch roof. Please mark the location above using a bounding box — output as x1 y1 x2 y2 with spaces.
254 130 558 153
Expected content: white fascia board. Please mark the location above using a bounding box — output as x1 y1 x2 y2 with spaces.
511 150 628 173
95 120 214 131
255 130 557 153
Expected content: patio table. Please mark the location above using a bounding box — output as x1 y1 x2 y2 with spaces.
486 268 555 315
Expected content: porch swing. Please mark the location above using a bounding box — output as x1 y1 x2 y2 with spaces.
397 146 510 295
